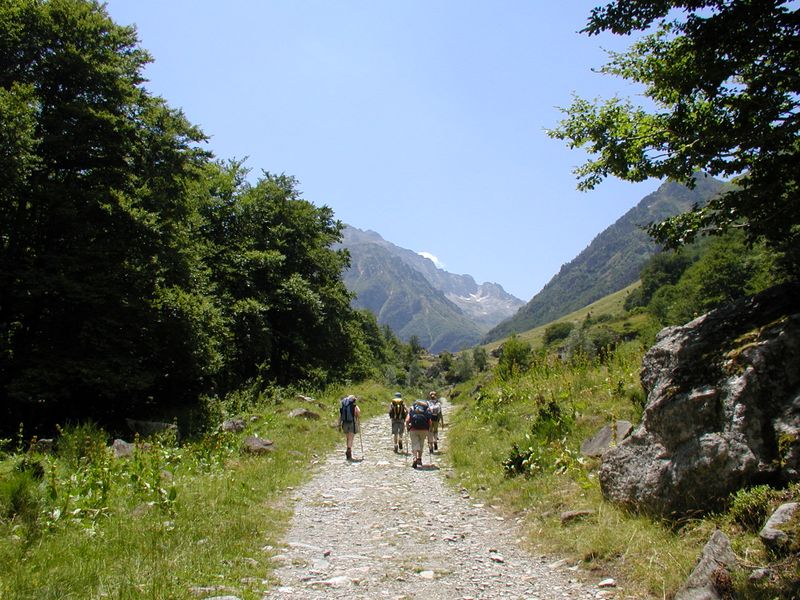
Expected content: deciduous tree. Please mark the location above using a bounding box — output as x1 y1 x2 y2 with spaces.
550 0 799 272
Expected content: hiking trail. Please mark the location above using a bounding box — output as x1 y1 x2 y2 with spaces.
263 399 619 599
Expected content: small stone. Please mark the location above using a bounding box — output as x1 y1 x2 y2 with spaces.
748 568 772 582
597 578 616 588
419 570 435 579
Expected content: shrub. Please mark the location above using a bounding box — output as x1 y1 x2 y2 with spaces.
728 485 781 532
0 469 42 528
544 322 575 345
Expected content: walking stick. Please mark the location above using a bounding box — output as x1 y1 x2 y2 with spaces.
358 416 364 459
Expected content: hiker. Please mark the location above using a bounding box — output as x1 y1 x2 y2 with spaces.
427 390 444 452
388 392 407 453
339 395 361 460
405 399 431 469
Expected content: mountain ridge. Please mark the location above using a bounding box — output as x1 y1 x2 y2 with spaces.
338 225 524 353
484 176 727 342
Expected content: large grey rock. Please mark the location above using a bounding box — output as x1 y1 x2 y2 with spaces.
580 421 632 457
674 530 736 600
759 502 799 552
600 283 800 518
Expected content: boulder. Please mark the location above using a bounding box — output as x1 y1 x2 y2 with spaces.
288 407 320 420
580 421 632 457
674 530 736 600
243 436 274 455
600 283 800 518
111 439 135 458
221 417 246 433
759 502 799 553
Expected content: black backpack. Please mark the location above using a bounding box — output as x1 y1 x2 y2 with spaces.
408 402 430 430
340 396 356 423
389 399 406 420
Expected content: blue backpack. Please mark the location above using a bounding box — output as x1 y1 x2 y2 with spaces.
340 396 356 424
408 402 430 430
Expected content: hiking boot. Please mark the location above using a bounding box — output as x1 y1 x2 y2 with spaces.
346 448 352 460
412 458 418 469
398 440 403 450
434 442 438 451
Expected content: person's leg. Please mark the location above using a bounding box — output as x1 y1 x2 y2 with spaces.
346 431 354 459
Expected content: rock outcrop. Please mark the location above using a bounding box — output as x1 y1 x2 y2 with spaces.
674 530 737 600
600 282 800 519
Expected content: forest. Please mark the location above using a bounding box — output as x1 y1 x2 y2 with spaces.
0 0 417 436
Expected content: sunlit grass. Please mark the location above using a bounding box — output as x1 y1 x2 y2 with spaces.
0 383 392 599
446 340 710 598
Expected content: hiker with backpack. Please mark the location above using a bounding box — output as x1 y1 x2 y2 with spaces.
339 395 361 461
427 391 444 453
405 399 432 469
388 392 407 453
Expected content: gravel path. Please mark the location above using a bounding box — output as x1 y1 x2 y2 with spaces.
263 400 619 599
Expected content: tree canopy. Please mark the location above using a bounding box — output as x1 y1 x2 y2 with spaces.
0 0 401 433
549 0 799 272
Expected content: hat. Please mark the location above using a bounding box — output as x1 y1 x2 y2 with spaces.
394 392 402 398
429 391 437 398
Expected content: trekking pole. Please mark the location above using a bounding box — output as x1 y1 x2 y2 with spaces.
358 416 364 459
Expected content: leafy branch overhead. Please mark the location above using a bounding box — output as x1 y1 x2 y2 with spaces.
549 0 799 264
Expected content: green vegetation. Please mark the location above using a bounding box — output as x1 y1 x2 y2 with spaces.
484 177 726 342
550 0 800 275
0 383 389 599
447 338 799 598
0 0 406 435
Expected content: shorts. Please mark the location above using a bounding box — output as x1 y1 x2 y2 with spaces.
409 429 428 453
341 421 358 434
391 419 404 435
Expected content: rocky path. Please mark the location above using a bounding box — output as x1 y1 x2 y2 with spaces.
264 401 617 599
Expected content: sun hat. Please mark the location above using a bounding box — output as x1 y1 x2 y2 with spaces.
394 392 402 398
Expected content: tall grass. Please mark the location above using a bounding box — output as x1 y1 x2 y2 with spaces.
0 382 388 599
448 339 800 598
447 341 706 598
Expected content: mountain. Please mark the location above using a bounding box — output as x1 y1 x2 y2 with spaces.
338 226 524 353
483 176 727 342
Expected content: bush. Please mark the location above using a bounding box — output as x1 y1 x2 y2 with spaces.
0 469 42 527
544 322 575 345
728 485 780 532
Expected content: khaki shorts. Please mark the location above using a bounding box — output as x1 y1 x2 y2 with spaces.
391 419 404 435
409 429 428 453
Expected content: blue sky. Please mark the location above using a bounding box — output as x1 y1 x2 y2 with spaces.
104 1 663 301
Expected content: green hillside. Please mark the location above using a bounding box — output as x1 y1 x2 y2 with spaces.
483 281 646 354
484 177 727 343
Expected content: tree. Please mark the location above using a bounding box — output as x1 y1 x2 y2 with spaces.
0 0 219 429
496 335 532 381
549 1 799 273
472 346 488 372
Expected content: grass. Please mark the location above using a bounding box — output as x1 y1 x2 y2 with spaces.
446 335 800 598
482 282 643 354
0 381 391 600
